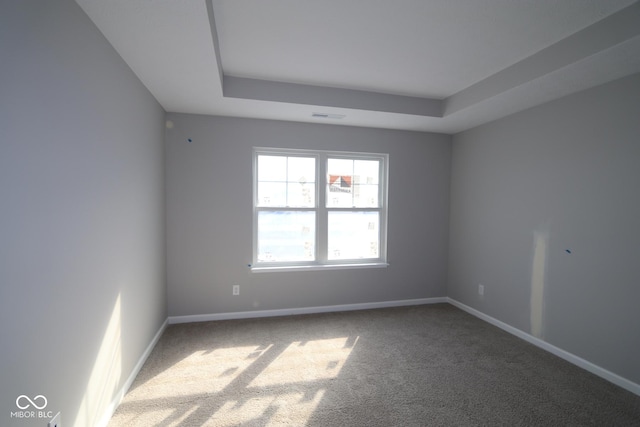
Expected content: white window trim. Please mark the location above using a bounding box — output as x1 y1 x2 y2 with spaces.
252 147 389 272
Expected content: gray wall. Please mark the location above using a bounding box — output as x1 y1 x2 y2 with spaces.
448 73 640 385
165 114 451 317
0 1 166 426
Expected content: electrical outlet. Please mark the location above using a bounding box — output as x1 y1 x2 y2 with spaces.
48 412 61 427
233 285 239 296
478 284 484 296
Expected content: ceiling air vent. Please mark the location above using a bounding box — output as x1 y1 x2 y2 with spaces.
312 112 346 119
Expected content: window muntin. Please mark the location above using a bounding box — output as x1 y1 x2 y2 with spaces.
253 148 387 269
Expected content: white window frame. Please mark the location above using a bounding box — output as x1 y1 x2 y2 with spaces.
252 147 389 272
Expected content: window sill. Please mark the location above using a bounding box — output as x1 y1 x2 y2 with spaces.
250 262 389 273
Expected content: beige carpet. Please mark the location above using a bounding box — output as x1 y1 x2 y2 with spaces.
108 304 640 426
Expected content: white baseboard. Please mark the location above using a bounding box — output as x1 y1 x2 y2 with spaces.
96 318 168 427
168 297 447 324
447 298 640 397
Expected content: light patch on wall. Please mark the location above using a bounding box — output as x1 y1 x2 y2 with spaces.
74 294 122 427
530 229 548 339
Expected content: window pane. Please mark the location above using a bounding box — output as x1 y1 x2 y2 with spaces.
354 160 379 184
327 158 354 207
287 157 315 185
287 182 315 207
258 155 286 182
327 183 352 207
353 184 378 207
328 158 353 175
258 155 315 207
258 182 286 206
328 211 379 260
327 158 380 207
287 157 315 207
353 159 380 207
258 211 315 262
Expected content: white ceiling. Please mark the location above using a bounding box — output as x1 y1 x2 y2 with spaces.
76 0 640 134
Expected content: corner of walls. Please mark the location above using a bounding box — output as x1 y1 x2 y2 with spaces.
447 73 640 391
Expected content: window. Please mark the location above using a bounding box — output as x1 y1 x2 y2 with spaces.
253 148 388 271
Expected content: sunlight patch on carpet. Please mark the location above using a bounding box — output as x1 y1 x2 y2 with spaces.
248 337 355 387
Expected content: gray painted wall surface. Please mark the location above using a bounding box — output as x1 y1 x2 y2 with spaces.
165 114 451 317
0 1 166 426
448 73 640 384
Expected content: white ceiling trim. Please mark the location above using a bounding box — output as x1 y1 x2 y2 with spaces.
445 2 640 116
75 0 640 133
209 2 640 124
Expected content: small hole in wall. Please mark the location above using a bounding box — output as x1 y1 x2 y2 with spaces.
565 249 572 254
187 138 193 143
